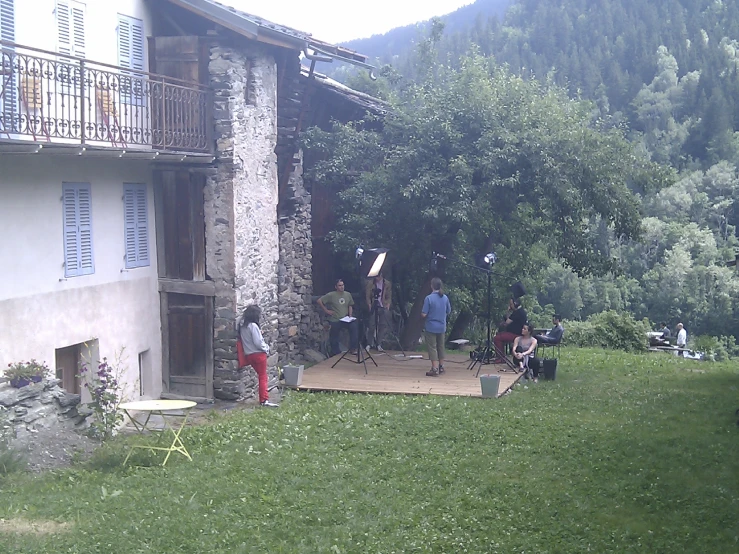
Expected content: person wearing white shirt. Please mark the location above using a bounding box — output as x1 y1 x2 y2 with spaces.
675 322 688 357
676 322 687 346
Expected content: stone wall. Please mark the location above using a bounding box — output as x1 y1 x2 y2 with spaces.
277 151 325 362
1 379 89 449
207 41 280 400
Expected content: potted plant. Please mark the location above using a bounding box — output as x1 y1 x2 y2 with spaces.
5 359 49 388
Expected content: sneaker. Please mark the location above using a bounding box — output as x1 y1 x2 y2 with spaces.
260 400 279 408
426 368 439 377
438 365 445 374
376 345 385 352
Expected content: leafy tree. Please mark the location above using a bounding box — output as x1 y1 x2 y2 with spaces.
304 51 668 348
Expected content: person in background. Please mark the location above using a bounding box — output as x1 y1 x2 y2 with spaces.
513 323 538 381
317 279 358 356
238 305 278 408
365 270 392 351
422 277 452 377
535 314 564 345
659 322 671 339
676 322 687 356
493 298 527 362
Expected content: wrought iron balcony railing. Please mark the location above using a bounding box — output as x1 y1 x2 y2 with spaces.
0 40 211 153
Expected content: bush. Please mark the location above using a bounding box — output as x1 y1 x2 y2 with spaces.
691 335 739 361
565 310 649 352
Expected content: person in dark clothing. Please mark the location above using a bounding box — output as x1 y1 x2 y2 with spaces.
535 314 564 345
493 298 527 363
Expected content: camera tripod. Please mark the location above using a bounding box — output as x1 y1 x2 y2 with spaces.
367 292 406 357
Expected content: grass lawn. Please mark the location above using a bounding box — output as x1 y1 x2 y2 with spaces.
2 348 739 553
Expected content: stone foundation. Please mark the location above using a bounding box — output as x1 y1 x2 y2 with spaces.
0 379 89 447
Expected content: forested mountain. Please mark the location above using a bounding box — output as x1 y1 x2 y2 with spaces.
342 0 739 172
315 0 739 350
340 0 510 62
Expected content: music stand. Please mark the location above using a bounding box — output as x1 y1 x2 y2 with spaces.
331 315 377 374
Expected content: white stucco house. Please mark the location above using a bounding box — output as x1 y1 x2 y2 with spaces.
0 0 376 402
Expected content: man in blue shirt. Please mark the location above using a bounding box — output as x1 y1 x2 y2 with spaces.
422 278 452 376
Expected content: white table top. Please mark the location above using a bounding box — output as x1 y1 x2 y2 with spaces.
120 399 197 411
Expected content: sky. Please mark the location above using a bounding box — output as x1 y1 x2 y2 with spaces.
227 0 475 44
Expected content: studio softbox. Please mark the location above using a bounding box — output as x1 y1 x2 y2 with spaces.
360 248 388 278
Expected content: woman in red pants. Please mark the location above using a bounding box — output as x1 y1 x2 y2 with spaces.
238 305 279 407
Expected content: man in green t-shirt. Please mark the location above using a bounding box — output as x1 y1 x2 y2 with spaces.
317 279 359 356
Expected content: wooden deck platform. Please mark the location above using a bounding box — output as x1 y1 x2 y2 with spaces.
291 351 522 398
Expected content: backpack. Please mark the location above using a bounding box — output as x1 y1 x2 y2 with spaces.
236 328 249 368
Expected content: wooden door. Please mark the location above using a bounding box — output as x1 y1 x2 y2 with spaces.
148 36 209 151
155 169 214 400
164 292 212 398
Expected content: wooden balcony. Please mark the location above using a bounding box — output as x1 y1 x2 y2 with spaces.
0 40 212 154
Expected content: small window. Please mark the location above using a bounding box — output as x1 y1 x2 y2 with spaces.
62 182 94 277
123 183 149 268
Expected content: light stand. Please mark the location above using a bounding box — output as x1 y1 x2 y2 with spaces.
433 251 517 376
468 269 497 376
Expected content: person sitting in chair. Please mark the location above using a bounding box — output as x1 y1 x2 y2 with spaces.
535 314 564 345
513 323 538 381
493 298 527 363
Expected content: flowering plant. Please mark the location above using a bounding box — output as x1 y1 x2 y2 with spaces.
5 359 49 386
78 352 127 441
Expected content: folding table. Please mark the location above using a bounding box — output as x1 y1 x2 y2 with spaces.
119 399 197 467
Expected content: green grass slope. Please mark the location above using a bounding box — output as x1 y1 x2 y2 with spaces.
2 348 738 553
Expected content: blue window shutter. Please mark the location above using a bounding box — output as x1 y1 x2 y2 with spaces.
1 0 16 130
77 184 94 275
56 1 85 58
63 182 94 277
117 15 145 105
124 185 137 266
117 15 131 69
135 185 149 265
124 183 149 268
0 0 15 42
117 15 144 70
62 184 80 276
56 1 71 56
